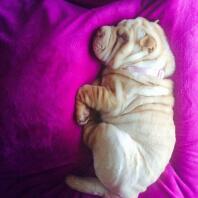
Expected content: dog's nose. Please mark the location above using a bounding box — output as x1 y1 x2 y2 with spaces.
97 28 105 37
97 26 109 37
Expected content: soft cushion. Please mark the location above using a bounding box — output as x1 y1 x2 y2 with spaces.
0 0 197 197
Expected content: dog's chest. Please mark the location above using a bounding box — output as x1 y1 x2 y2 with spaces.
101 74 174 140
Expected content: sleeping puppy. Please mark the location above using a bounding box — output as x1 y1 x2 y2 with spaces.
66 17 176 198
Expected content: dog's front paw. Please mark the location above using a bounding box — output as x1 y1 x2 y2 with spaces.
76 102 90 125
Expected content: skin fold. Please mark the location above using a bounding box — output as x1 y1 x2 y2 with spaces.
66 17 176 198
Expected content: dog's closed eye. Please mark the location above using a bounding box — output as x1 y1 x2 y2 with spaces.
117 30 129 42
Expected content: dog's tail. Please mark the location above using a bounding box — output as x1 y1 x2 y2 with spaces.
65 175 107 196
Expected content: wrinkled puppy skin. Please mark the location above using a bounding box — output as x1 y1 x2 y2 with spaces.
66 17 176 198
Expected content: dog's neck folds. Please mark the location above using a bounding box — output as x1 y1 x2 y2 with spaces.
122 65 165 79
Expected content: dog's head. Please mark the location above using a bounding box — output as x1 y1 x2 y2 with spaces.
93 17 175 78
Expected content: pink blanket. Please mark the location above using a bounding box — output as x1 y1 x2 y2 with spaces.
0 0 198 197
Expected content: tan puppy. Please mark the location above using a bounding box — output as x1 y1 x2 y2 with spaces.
66 17 175 198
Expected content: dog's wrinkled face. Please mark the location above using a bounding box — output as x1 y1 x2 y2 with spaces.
93 17 175 78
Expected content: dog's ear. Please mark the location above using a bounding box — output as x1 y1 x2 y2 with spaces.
139 35 156 52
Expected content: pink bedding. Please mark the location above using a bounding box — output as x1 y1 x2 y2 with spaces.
0 0 198 197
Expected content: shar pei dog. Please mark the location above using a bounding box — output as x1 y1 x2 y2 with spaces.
66 17 176 198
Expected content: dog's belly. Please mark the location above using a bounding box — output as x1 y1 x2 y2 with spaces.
102 110 174 142
96 110 175 195
104 110 175 163
91 123 158 196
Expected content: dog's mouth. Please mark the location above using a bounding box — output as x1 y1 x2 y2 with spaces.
93 26 112 61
